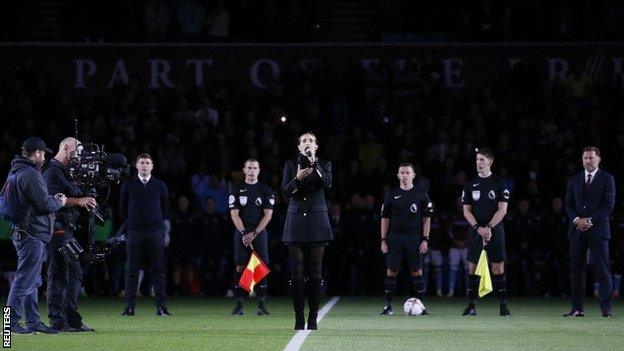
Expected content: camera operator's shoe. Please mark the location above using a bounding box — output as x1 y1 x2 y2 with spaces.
257 304 270 316
28 322 59 334
122 307 135 316
231 303 244 315
380 305 393 316
11 323 34 334
54 324 79 332
156 306 171 316
76 324 95 332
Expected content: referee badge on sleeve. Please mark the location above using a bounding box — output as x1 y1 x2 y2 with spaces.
229 195 235 204
502 189 510 200
472 191 480 201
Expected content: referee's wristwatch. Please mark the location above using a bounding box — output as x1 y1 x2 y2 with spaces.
422 236 430 242
380 238 387 242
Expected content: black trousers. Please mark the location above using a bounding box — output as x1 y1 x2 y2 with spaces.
46 232 83 328
569 235 613 312
125 229 167 308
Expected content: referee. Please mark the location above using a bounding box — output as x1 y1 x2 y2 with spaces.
461 148 511 316
380 163 433 316
229 159 274 316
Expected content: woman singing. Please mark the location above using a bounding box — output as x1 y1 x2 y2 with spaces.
281 132 333 330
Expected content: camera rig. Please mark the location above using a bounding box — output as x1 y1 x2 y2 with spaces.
59 119 129 263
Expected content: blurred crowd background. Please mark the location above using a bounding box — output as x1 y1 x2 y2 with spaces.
1 0 623 300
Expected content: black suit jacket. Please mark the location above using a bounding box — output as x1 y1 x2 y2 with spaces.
281 157 333 243
565 169 615 240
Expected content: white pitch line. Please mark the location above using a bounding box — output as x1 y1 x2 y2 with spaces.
283 296 341 351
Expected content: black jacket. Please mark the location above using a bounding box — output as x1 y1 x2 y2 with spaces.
43 158 83 231
10 156 64 242
565 169 615 240
281 157 333 243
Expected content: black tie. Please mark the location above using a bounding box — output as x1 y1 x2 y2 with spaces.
584 174 592 195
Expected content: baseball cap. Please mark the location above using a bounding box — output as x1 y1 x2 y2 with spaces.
22 136 53 153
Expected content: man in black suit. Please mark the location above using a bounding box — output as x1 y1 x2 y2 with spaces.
120 153 170 317
564 146 615 317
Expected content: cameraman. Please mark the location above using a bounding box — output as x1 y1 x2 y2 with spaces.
6 137 66 334
43 137 97 332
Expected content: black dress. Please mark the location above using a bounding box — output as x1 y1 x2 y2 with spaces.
281 157 333 245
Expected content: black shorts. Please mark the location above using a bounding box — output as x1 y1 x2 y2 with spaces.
234 230 269 267
386 232 423 271
467 226 506 264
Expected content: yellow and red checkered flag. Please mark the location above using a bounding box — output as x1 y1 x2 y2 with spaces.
239 251 270 295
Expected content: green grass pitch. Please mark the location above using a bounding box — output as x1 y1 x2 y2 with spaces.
8 296 624 350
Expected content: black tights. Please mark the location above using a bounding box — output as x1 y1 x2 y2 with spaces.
289 246 324 279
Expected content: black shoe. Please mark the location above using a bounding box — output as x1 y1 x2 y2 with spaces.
257 304 270 316
156 306 171 316
563 309 584 317
602 311 612 318
499 304 511 317
294 319 305 330
28 322 59 334
76 324 95 332
462 306 477 316
57 325 80 332
231 304 244 315
11 323 34 334
421 309 429 316
122 307 135 316
380 305 393 316
307 319 317 330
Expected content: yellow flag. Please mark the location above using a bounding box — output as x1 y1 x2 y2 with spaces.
475 249 492 297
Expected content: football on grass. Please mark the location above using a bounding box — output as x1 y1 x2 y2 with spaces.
403 297 425 316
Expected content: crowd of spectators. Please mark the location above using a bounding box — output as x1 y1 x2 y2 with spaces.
1 0 623 43
1 50 624 298
1 30 624 299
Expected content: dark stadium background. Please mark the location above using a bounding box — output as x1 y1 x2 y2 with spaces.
1 0 623 300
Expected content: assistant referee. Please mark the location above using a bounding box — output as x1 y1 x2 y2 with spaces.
461 148 511 316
